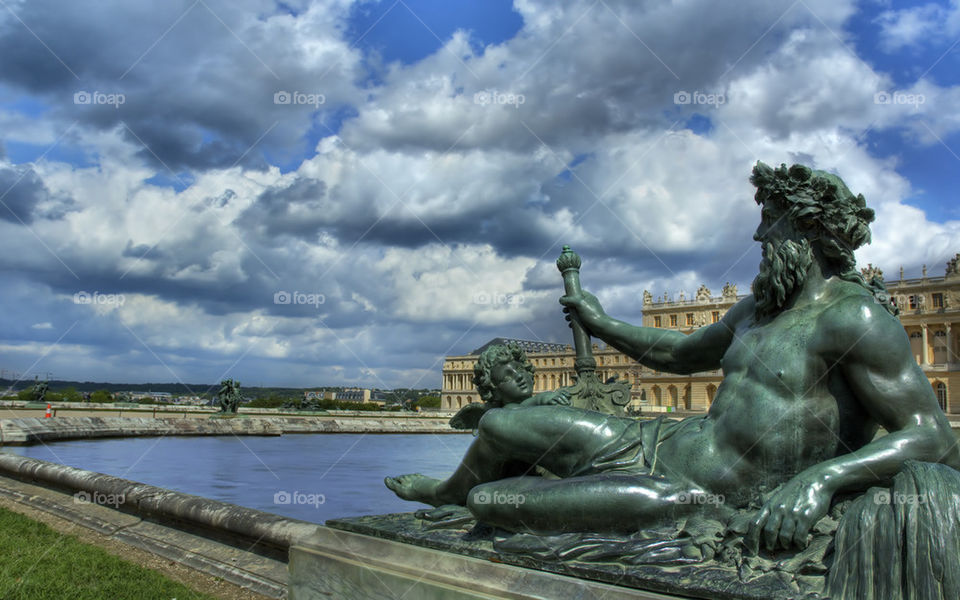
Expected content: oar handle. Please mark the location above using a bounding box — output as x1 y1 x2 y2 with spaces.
557 245 596 372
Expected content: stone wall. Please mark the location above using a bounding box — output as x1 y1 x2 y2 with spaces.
0 416 464 445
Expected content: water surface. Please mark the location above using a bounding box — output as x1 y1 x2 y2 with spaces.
3 433 474 523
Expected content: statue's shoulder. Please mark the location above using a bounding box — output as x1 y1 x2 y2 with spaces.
820 279 901 339
720 295 755 327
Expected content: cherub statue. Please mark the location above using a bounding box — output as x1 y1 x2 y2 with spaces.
446 342 570 430
386 342 569 499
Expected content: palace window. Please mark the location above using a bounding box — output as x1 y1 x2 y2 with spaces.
686 313 694 326
932 293 944 309
670 314 678 327
908 295 918 309
712 311 720 323
654 316 662 328
934 330 948 364
936 382 948 412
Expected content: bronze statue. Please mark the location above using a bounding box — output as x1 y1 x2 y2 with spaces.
31 377 49 403
383 163 960 596
217 378 242 414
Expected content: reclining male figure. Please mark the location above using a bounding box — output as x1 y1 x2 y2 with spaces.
387 163 959 552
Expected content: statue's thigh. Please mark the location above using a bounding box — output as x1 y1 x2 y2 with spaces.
468 473 683 533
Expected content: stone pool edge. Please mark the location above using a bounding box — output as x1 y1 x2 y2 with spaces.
0 415 466 445
0 453 324 597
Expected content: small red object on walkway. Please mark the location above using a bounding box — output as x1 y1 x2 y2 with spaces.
44 404 52 418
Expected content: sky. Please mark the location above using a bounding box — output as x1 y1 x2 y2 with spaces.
1 0 960 390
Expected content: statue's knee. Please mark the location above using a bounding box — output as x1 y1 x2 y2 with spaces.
467 483 531 526
466 483 497 517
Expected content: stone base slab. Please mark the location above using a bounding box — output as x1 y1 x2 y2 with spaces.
290 526 682 600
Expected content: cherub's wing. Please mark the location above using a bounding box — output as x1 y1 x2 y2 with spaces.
448 403 489 430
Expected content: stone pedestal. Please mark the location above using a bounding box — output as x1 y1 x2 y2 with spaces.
289 525 679 600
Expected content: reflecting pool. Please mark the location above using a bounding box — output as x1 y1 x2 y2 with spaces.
3 433 474 523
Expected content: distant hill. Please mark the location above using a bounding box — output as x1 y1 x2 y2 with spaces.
0 378 438 399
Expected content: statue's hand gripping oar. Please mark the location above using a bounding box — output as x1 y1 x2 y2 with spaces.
556 245 631 413
557 245 598 374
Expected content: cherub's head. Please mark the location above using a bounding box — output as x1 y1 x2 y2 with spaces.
472 342 535 407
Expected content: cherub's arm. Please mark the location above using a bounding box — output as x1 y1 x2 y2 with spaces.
518 388 571 407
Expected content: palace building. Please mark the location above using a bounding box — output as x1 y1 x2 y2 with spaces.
440 254 960 415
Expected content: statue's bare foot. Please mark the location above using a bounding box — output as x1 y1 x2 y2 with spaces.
384 473 441 504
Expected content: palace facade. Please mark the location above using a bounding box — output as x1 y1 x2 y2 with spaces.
440 255 960 415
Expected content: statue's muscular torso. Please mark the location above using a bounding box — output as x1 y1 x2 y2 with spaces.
656 281 880 502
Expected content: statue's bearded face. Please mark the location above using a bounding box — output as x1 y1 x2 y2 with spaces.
751 206 814 319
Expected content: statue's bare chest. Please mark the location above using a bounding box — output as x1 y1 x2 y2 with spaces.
721 309 828 396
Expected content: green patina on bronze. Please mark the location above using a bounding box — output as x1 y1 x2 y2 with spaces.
380 163 960 599
30 377 49 404
216 378 243 414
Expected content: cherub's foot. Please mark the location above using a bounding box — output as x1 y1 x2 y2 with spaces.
384 473 442 505
415 504 474 529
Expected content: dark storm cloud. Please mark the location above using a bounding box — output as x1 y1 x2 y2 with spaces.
115 120 274 173
240 177 329 237
239 173 577 258
0 165 55 224
0 0 362 171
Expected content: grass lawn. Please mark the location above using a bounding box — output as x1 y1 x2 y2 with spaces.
0 506 215 600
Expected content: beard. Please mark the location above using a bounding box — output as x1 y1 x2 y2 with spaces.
752 236 814 320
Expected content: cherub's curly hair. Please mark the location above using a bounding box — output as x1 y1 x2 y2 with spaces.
472 342 535 405
750 162 897 316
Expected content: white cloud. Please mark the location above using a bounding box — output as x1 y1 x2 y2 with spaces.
875 2 960 51
1 0 959 386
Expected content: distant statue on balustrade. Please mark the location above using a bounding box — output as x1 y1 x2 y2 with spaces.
217 379 243 414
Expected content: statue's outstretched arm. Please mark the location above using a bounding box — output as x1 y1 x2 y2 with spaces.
560 292 752 374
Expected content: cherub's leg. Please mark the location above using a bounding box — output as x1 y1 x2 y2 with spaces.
387 406 642 506
386 433 510 506
467 473 711 534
